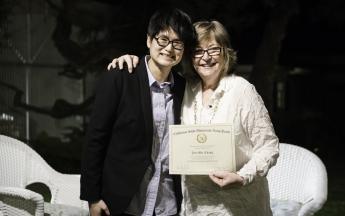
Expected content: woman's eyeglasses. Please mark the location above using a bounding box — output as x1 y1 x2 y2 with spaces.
193 47 222 58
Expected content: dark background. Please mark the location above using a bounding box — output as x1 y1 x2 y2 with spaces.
1 0 344 214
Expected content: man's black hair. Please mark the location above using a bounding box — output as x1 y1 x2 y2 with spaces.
147 7 196 52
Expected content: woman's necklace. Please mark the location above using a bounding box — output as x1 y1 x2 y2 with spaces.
193 90 224 124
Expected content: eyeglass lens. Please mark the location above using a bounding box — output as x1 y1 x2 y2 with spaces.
155 36 184 50
194 47 221 57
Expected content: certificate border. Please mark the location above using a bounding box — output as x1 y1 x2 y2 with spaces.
169 124 236 175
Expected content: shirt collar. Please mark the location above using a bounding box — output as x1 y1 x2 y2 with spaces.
191 75 235 95
145 55 174 88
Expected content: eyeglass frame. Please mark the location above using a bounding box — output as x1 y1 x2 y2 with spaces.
193 47 222 58
154 36 184 50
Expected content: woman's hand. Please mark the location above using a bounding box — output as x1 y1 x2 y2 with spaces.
209 171 244 188
107 54 139 73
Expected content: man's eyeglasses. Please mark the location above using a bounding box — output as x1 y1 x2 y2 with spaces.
193 47 222 58
154 36 184 50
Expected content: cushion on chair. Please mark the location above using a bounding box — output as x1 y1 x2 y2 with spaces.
270 199 302 216
44 202 89 216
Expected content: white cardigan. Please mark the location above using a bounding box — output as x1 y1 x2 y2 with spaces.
180 75 279 216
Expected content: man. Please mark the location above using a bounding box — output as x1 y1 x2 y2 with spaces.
80 8 195 216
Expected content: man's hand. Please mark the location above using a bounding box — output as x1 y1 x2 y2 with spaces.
89 199 110 216
107 54 139 73
209 171 244 188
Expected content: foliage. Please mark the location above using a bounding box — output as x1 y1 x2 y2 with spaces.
0 0 13 48
45 0 154 80
3 0 344 121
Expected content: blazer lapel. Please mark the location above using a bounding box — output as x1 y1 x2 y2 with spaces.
137 57 154 152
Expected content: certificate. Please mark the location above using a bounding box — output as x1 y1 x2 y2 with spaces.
169 124 236 175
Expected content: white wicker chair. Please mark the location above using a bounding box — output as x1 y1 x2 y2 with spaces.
0 135 88 215
267 143 328 216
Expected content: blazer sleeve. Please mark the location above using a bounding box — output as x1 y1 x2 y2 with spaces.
236 84 279 185
80 70 121 201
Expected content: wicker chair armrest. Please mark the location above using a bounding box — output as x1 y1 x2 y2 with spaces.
0 186 44 216
298 162 328 216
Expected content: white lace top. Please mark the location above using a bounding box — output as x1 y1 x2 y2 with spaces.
180 75 279 216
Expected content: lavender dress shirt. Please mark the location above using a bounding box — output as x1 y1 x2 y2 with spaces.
126 56 177 216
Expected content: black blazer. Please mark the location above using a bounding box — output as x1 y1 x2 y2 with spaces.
80 57 185 215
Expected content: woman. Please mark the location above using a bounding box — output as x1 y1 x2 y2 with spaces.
108 21 279 216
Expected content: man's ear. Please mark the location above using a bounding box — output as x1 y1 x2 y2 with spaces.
147 34 152 49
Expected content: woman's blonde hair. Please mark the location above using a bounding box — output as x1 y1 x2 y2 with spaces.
183 20 237 81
